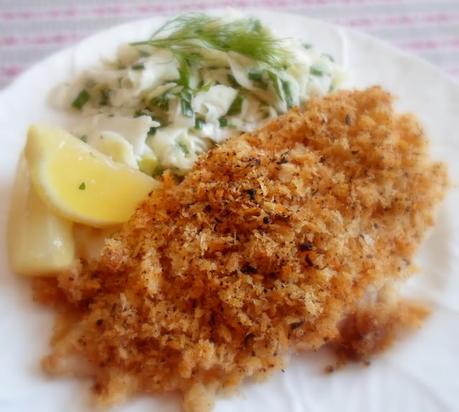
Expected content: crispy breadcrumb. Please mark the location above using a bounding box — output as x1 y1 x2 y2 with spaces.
35 87 448 411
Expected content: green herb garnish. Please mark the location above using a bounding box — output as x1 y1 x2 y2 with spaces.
248 70 268 90
72 89 90 110
218 117 228 127
281 80 293 109
131 15 290 69
227 94 243 116
148 126 158 136
268 71 283 99
134 110 147 117
178 61 190 88
80 135 87 143
248 71 262 81
195 116 205 130
180 88 193 117
151 93 169 111
310 66 324 76
177 140 190 154
132 63 145 70
198 82 212 92
78 182 86 190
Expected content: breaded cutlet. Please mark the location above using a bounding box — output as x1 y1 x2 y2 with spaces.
35 87 448 412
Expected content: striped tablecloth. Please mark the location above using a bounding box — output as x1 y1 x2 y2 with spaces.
1 0 458 89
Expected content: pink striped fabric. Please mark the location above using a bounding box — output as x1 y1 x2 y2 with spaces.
1 0 458 88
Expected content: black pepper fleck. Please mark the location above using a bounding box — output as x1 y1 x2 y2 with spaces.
299 242 313 251
290 320 305 330
243 333 255 346
245 188 257 200
241 264 257 274
276 152 289 164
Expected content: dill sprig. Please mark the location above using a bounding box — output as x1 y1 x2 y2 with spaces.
131 14 290 69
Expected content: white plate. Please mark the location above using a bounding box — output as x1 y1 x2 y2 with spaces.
0 10 458 412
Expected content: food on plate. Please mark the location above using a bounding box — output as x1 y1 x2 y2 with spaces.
8 15 345 278
25 124 158 227
53 15 345 176
8 155 75 276
34 87 448 412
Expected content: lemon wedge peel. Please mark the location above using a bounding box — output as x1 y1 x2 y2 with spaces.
8 155 75 276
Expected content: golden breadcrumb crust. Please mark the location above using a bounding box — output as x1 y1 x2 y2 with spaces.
34 87 448 412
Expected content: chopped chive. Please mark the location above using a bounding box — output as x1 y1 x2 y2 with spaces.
248 70 268 90
178 60 190 88
248 71 262 81
72 89 90 110
227 94 243 116
177 140 190 155
195 116 205 130
150 94 169 111
218 117 228 127
310 66 324 76
268 71 284 102
78 182 86 190
148 126 158 136
281 80 293 109
180 88 193 118
132 63 145 70
303 42 312 49
198 82 212 92
80 135 87 143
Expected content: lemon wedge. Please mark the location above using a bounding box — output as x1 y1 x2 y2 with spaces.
8 155 75 276
25 124 158 227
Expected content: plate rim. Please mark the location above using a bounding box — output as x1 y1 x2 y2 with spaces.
0 9 458 412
